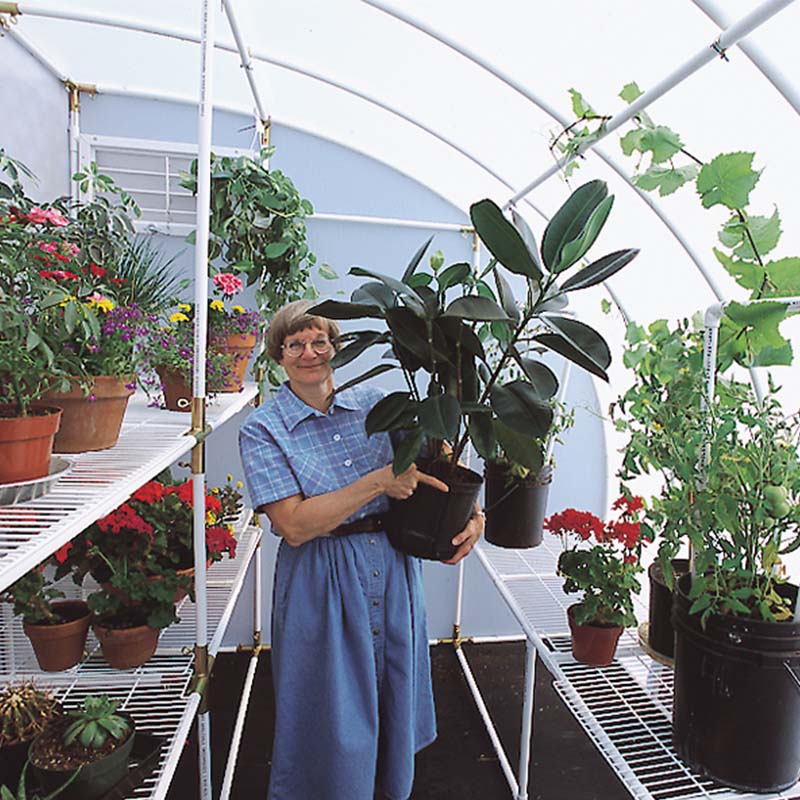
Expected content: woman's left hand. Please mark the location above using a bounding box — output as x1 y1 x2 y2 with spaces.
442 507 485 565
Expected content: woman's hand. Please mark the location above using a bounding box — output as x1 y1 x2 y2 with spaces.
380 464 449 500
442 506 485 565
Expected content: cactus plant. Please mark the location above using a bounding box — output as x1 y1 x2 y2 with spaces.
0 682 59 747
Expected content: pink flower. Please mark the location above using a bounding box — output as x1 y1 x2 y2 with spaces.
37 241 59 254
26 207 49 224
213 272 243 297
44 208 69 227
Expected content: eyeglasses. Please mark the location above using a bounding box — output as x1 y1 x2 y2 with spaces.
281 337 334 358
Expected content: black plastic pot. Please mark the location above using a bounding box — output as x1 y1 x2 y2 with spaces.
387 461 483 561
0 740 29 792
484 462 552 549
646 558 689 660
30 713 136 800
672 574 800 793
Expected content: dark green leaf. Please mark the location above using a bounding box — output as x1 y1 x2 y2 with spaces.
493 420 544 472
541 180 608 272
468 412 496 461
331 331 388 369
393 427 423 475
536 315 611 381
402 236 434 282
350 266 423 310
437 262 471 292
264 241 290 258
351 281 396 310
490 381 554 439
493 268 520 323
561 248 639 292
334 364 396 395
443 296 510 322
512 353 559 399
555 195 614 273
419 394 460 440
310 299 385 320
510 208 544 273
365 392 413 435
386 307 451 366
406 273 433 288
436 317 486 361
470 199 542 279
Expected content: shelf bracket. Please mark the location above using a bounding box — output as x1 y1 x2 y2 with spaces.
190 644 216 713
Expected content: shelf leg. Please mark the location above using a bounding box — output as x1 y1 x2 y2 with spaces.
516 640 536 800
197 709 213 800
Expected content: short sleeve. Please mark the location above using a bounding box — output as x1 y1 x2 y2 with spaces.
238 417 301 511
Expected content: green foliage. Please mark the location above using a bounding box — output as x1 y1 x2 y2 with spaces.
0 761 79 800
113 237 188 313
0 565 65 625
313 180 638 474
696 152 761 210
62 696 130 750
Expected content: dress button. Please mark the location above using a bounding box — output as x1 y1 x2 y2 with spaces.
372 628 380 636
333 434 341 442
368 538 376 545
373 600 380 607
373 570 380 577
344 459 352 467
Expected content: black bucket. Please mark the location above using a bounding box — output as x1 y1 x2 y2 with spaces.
387 461 483 561
672 574 800 793
484 462 552 549
647 558 689 660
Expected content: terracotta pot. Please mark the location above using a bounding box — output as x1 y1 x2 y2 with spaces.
0 404 62 484
93 620 160 670
210 333 256 392
567 604 623 667
156 367 193 412
41 376 134 453
23 600 90 672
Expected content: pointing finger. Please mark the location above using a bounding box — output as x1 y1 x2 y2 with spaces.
416 471 449 493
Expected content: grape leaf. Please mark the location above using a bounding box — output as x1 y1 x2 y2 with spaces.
718 208 781 260
719 300 792 368
765 257 800 298
569 88 594 117
640 126 683 164
634 164 699 196
713 247 764 293
620 128 647 156
619 81 644 104
696 152 761 210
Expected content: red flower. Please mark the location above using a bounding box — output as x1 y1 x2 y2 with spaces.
612 495 644 517
206 525 237 559
54 541 73 563
205 494 222 514
132 481 165 504
96 503 154 537
89 263 106 277
165 481 194 505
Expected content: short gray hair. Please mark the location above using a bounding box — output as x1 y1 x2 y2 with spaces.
266 299 341 362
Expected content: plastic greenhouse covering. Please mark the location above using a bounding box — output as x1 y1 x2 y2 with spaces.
4 2 800 800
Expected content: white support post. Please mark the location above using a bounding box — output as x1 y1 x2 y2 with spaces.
516 640 537 800
505 0 796 207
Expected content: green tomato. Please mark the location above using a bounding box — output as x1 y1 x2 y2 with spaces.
764 485 791 519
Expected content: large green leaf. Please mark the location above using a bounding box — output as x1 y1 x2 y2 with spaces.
510 208 545 273
352 281 396 310
490 381 553 439
470 199 542 279
696 152 761 210
511 352 559 399
536 315 611 381
468 412 496 461
436 262 471 292
418 394 460 440
718 208 781 260
560 248 639 292
443 295 511 322
541 180 608 272
493 420 544 472
436 317 486 361
385 307 451 366
309 299 385 320
493 268 521 323
718 300 792 368
555 195 614 273
331 331 388 369
765 257 800 298
393 427 423 475
349 266 424 313
402 235 434 282
634 164 699 197
365 392 413 435
333 364 396 395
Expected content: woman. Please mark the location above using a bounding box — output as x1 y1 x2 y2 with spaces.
239 299 483 800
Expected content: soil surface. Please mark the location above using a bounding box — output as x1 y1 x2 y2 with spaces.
29 716 131 771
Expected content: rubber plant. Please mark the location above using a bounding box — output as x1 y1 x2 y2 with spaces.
312 179 639 478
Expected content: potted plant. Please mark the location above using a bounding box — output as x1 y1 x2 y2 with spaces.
180 147 316 388
0 553 90 672
29 695 134 800
313 179 639 559
0 682 60 791
207 271 262 392
544 496 649 666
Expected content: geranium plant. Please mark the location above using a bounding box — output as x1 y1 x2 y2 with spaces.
545 496 650 627
208 271 261 339
0 561 66 626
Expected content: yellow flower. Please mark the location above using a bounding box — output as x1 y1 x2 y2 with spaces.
236 481 243 489
210 300 225 312
212 487 220 494
206 511 216 525
232 305 245 314
178 303 192 312
95 297 115 313
227 474 233 481
169 312 190 323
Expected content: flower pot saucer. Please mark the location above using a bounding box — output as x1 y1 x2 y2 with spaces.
0 457 73 506
637 621 674 668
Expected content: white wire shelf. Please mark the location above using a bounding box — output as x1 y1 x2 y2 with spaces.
475 541 800 800
0 518 261 800
0 386 258 593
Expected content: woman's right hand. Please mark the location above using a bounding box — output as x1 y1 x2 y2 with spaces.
379 464 449 500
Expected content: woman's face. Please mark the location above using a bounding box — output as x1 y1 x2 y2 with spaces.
279 325 334 387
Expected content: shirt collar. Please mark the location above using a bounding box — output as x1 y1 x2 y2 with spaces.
276 382 360 431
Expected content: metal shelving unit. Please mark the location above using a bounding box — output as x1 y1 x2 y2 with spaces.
0 388 261 799
461 541 800 800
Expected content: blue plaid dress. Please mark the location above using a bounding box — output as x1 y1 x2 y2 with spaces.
239 383 436 800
